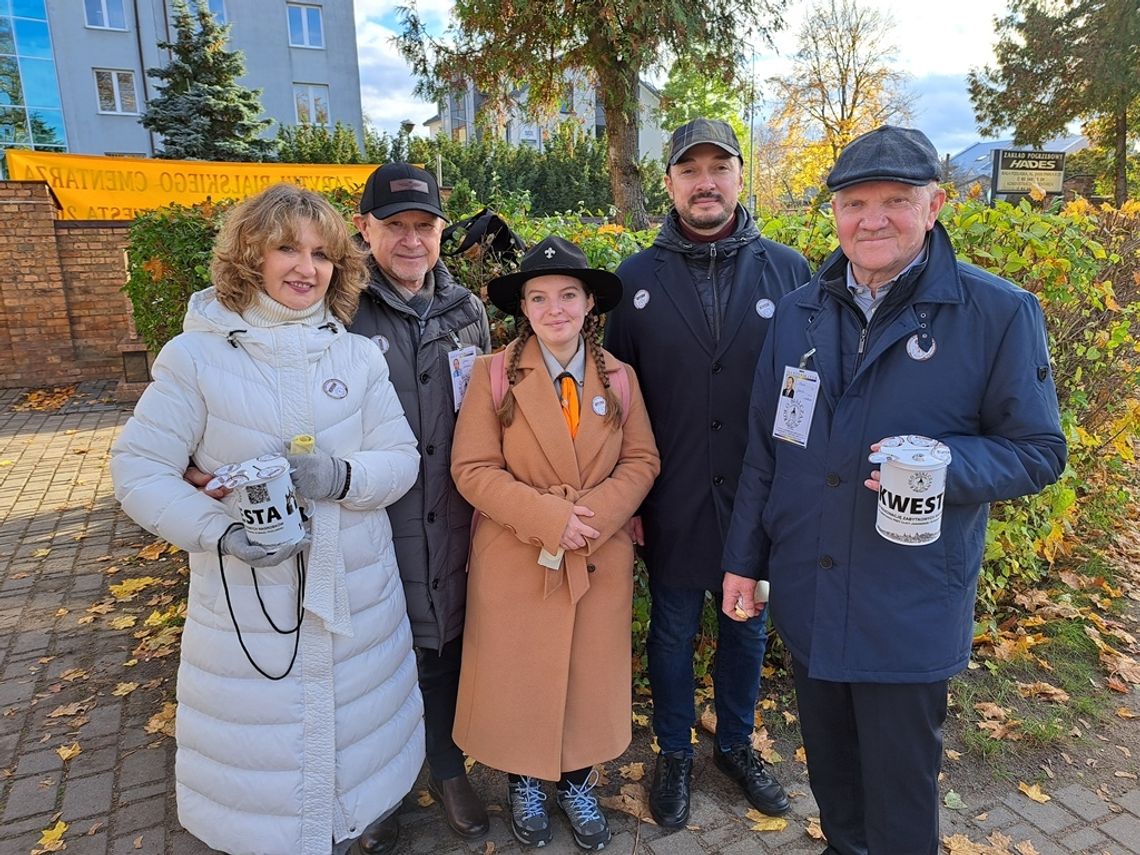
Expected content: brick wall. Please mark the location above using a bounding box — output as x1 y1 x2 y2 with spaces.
0 181 133 388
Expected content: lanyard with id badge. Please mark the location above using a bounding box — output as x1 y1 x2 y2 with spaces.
448 331 479 411
773 349 820 448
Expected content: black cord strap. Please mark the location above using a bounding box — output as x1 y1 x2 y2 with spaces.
216 522 305 681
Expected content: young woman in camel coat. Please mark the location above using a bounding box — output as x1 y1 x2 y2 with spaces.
450 236 659 850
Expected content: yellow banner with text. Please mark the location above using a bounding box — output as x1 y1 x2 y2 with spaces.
4 150 377 221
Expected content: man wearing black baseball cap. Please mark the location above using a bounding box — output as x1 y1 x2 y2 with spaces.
349 163 492 851
604 118 810 829
721 126 1066 854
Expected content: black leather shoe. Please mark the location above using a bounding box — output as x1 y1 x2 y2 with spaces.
428 772 490 839
649 751 693 829
714 743 790 816
352 813 399 854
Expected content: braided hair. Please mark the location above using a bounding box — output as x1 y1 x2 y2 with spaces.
496 294 623 429
583 312 622 427
496 317 533 427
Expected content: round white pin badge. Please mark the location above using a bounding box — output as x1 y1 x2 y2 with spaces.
633 289 650 310
592 396 607 416
372 335 389 353
906 335 936 361
323 378 349 399
756 298 775 318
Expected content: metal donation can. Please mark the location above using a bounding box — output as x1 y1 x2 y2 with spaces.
206 454 304 547
867 435 952 546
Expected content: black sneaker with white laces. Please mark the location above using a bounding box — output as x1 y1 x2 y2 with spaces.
508 775 553 847
556 770 611 850
714 742 790 815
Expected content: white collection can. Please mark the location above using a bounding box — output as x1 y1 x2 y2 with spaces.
207 454 304 547
868 435 952 546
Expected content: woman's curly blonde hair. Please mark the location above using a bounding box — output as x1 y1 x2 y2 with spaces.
210 183 368 323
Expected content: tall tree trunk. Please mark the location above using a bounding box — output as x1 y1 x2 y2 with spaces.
598 61 649 230
1112 107 1128 207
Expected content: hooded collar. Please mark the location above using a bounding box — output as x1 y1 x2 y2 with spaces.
652 204 760 258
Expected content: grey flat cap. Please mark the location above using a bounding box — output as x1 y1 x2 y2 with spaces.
826 126 941 192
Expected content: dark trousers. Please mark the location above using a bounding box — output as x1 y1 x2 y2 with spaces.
417 636 466 780
792 659 947 855
646 577 768 754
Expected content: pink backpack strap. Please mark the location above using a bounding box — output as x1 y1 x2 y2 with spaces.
611 365 632 426
489 348 508 410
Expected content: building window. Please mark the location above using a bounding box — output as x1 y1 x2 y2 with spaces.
94 69 138 114
0 3 67 158
84 0 126 30
293 83 329 125
287 4 323 48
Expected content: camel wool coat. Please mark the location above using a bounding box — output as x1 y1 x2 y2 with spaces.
450 336 660 780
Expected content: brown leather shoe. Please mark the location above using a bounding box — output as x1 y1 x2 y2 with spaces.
428 772 490 839
351 813 398 854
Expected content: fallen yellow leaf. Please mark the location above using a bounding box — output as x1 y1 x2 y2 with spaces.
137 541 168 561
416 790 435 807
109 615 137 630
699 706 717 735
110 577 160 600
1116 707 1137 719
1018 781 1050 803
618 762 645 781
144 702 177 737
632 712 649 727
56 742 82 761
745 809 788 832
805 816 825 840
111 682 139 697
33 548 51 558
36 818 68 852
794 746 807 763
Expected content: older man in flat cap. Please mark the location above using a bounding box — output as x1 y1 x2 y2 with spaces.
719 126 1066 854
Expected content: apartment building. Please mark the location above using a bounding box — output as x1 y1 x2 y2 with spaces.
1 0 362 161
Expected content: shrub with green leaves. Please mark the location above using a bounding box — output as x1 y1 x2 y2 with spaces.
125 191 1140 673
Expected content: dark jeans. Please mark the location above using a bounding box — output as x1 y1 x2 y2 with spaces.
646 576 768 755
417 636 466 780
792 659 947 855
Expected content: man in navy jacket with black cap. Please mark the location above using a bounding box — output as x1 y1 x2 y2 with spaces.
721 126 1066 854
605 118 810 828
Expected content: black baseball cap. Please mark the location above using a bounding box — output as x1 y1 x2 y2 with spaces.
668 118 742 166
826 126 942 192
487 236 622 317
359 162 447 221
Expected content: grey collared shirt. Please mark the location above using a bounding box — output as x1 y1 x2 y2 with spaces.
536 337 586 398
845 245 928 321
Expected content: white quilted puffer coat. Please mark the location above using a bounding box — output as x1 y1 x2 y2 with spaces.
111 289 424 855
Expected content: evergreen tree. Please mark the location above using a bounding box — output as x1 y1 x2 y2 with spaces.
140 0 275 161
276 122 363 163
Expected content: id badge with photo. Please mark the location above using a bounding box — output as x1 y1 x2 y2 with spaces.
448 345 479 411
773 366 820 448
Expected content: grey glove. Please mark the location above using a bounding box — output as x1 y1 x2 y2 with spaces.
220 527 310 567
286 451 348 501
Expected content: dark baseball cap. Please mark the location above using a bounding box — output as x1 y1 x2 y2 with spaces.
668 118 742 166
359 162 447 221
826 126 942 192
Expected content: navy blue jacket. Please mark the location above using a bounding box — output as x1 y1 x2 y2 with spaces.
606 207 811 589
722 222 1066 682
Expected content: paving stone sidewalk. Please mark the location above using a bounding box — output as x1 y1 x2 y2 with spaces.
1 385 1138 855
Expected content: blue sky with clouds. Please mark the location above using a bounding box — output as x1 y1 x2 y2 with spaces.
355 0 1012 159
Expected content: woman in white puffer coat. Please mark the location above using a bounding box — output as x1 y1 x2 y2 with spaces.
111 183 424 855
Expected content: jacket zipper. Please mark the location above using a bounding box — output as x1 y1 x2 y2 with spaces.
709 242 720 343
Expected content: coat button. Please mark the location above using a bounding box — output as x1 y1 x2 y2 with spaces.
819 555 834 569
826 472 840 487
587 564 596 573
419 372 430 384
425 444 435 455
426 512 436 523
431 579 439 590
711 419 723 431
713 475 725 486
711 362 723 374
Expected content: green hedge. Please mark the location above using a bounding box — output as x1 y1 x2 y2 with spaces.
125 193 1140 671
